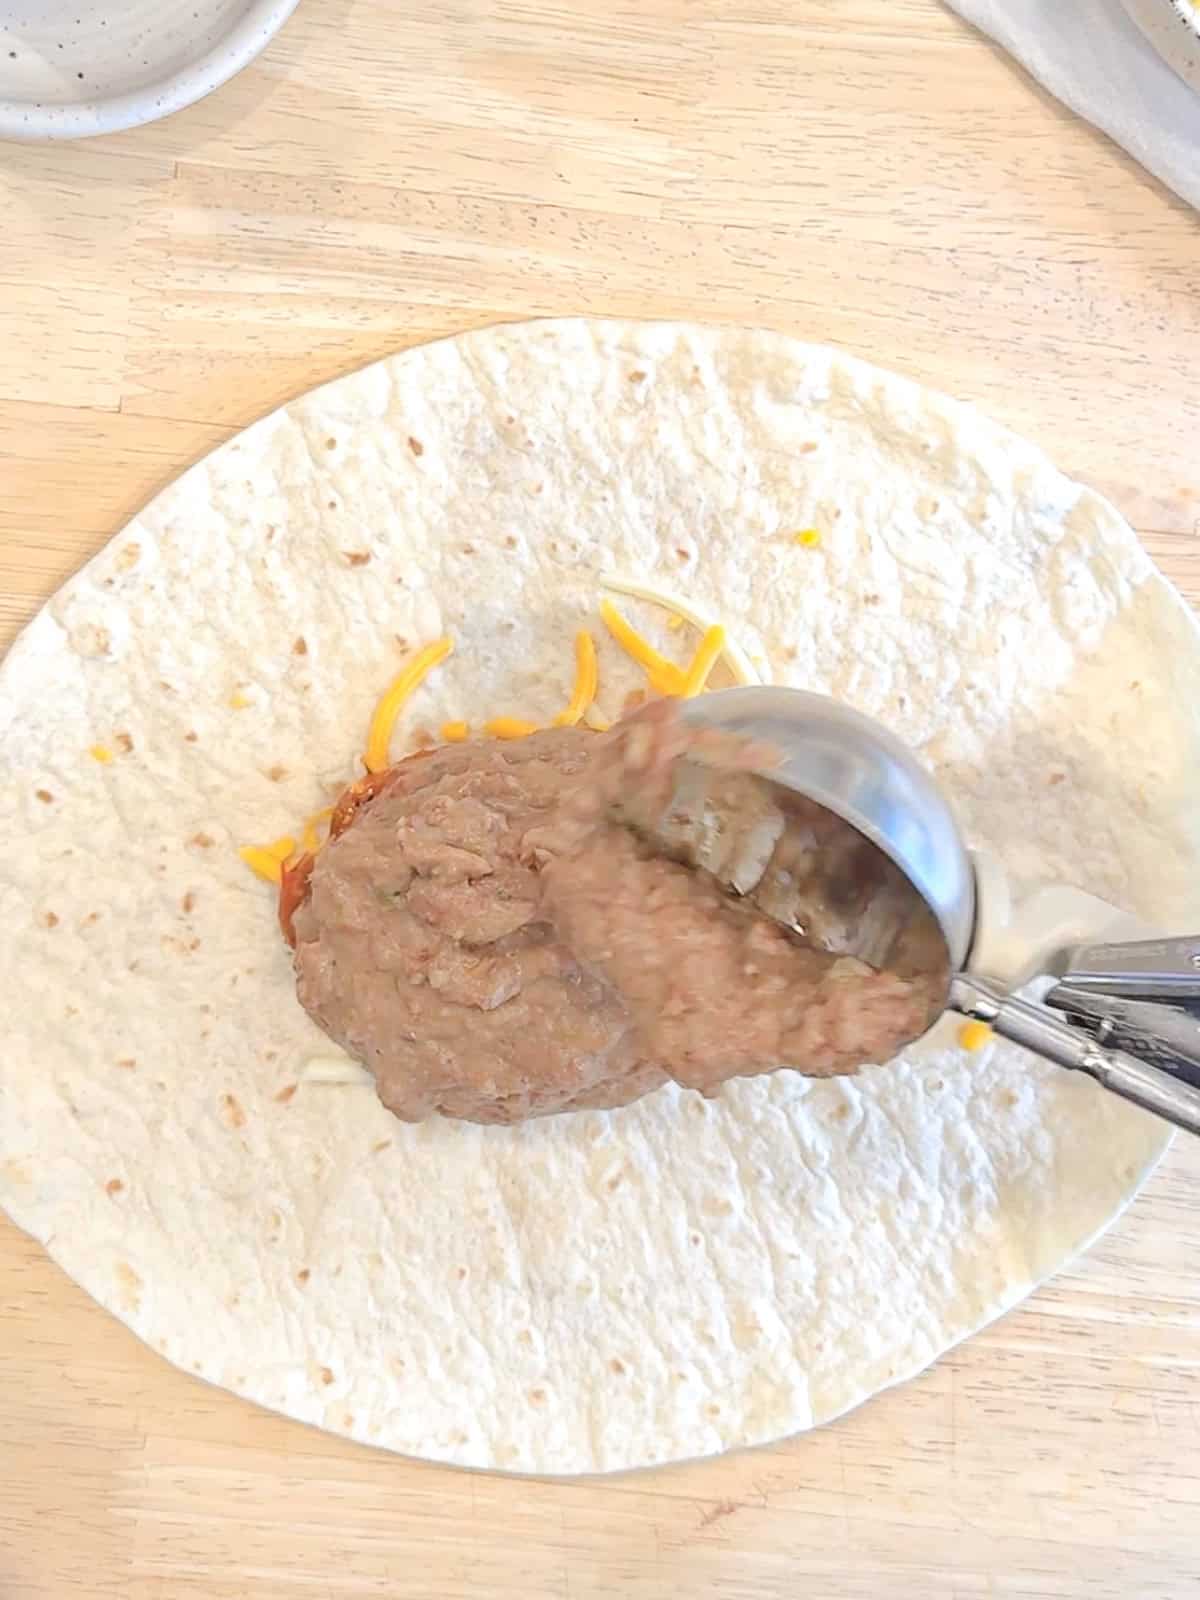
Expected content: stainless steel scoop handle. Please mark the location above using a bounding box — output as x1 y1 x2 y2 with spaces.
952 975 1200 1136
1059 935 1200 999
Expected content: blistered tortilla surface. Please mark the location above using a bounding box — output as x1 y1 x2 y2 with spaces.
2 319 1198 1473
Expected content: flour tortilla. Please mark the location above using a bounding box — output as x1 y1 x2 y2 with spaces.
2 319 1198 1475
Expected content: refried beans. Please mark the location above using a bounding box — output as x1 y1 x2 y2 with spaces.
290 703 949 1124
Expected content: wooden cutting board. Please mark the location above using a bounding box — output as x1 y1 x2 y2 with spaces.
2 2 1198 1596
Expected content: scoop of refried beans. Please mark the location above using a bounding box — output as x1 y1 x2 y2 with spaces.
291 703 949 1124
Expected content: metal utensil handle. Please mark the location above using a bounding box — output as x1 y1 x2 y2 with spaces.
951 976 1200 1138
1044 986 1200 1091
1061 935 1200 999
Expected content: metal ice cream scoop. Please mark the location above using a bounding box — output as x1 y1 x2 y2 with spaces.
670 687 1200 1137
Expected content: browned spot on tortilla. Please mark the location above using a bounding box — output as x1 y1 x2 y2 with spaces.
863 592 881 606
699 1500 738 1528
293 636 308 656
690 1232 702 1246
35 789 53 803
83 911 101 927
408 436 424 457
343 1414 354 1429
607 1173 623 1190
44 911 59 928
184 730 198 743
706 1404 721 1417
188 938 201 952
674 547 690 562
628 369 646 382
505 534 518 549
116 542 141 570
182 891 196 914
800 441 818 453
517 1329 533 1346
320 1366 334 1386
1130 680 1142 691
325 437 337 450
528 1389 546 1405
297 1268 311 1285
623 688 648 713
394 635 409 651
461 543 476 555
344 550 371 567
221 1093 246 1129
115 732 133 754
191 832 214 849
372 1139 390 1154
327 500 337 511
115 1262 142 1311
116 1057 136 1070
610 1358 626 1375
266 764 288 782
1048 772 1065 786
413 729 435 750
275 1083 298 1104
833 1102 850 1120
456 1266 467 1280
105 1178 124 1196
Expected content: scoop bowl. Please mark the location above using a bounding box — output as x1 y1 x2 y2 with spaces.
675 687 977 971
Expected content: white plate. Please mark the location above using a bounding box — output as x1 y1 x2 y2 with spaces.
0 0 299 140
1119 0 1200 92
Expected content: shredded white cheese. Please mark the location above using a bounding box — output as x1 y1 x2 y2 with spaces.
599 574 763 686
302 1056 375 1086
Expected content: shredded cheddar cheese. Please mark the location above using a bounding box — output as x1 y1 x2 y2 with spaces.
239 845 285 885
554 630 599 726
958 1021 994 1052
600 575 761 686
599 599 686 695
301 809 333 854
241 587 761 891
229 689 251 709
364 637 453 774
485 716 539 739
794 528 822 549
681 625 726 698
89 744 114 764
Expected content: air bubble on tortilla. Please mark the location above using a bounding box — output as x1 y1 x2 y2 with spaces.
302 1055 374 1086
69 621 115 660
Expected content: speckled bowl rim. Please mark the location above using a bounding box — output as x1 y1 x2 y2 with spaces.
0 0 300 141
1165 0 1200 41
1120 0 1200 86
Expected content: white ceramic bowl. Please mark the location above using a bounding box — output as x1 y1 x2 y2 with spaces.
0 0 299 140
1120 0 1200 93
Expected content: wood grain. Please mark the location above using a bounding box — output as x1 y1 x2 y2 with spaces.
1 1 1198 1596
